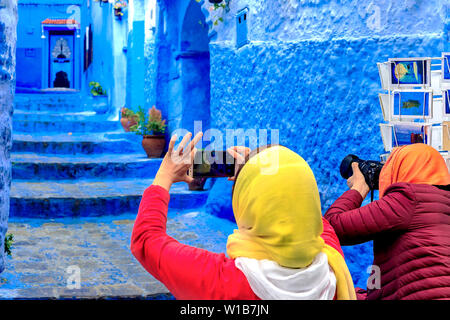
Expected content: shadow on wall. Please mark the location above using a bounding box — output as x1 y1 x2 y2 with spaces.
161 0 211 139
180 0 211 136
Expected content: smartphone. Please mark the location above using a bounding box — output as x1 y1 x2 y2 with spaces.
188 150 237 178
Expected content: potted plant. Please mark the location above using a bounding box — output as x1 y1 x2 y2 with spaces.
120 107 138 132
89 81 107 96
114 0 127 18
89 81 108 113
130 106 167 158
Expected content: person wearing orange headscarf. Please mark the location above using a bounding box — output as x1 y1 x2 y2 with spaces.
378 143 450 197
131 132 356 300
325 143 450 300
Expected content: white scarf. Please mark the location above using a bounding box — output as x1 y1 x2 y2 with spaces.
234 252 336 300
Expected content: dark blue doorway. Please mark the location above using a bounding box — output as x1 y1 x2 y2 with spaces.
49 31 75 88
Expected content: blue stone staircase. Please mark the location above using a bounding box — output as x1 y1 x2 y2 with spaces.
10 92 209 218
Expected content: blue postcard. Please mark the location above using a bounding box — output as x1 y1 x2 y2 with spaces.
390 59 428 85
392 124 429 146
392 91 431 118
444 90 450 115
443 54 450 81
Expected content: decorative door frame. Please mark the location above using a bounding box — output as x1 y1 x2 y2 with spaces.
41 22 81 90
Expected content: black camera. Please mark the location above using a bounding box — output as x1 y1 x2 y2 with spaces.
339 154 384 191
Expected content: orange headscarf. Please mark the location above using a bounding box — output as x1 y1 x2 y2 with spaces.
379 144 450 197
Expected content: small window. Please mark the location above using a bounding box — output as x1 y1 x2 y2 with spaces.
84 24 93 71
236 8 249 49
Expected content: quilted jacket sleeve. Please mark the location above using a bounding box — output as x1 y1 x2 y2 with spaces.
324 183 416 245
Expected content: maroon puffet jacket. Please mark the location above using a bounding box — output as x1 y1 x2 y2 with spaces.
324 182 450 300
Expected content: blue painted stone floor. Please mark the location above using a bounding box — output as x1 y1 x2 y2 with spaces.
0 208 237 299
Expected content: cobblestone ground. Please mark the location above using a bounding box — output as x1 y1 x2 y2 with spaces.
0 209 236 299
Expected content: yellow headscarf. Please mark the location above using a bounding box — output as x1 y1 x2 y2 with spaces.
226 146 356 300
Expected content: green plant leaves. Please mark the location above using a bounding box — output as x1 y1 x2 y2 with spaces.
89 81 107 96
129 106 167 136
4 234 13 257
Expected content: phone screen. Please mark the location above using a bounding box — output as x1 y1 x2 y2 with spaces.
192 150 236 178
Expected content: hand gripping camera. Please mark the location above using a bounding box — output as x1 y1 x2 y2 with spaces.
339 154 384 202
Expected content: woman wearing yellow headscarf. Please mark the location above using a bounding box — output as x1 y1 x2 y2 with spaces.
131 132 355 300
228 145 355 300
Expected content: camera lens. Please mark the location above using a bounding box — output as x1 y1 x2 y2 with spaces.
340 154 360 179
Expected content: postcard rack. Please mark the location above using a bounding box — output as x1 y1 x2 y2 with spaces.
377 53 450 156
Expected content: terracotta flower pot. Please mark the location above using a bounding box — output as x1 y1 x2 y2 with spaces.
142 135 166 158
120 116 138 132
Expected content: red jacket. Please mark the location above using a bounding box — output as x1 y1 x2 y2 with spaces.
131 185 345 300
324 183 450 300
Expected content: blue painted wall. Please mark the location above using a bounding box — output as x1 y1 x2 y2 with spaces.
204 0 448 209
85 0 116 116
0 0 17 273
144 39 157 109
126 20 146 111
110 4 128 119
180 1 211 134
125 0 146 114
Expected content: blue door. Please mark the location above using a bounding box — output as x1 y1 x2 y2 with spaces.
49 32 74 88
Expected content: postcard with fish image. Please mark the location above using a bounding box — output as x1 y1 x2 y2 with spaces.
444 90 450 116
389 58 431 87
442 53 450 83
391 90 433 120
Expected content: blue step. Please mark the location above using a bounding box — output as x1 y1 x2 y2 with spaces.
13 110 108 122
14 92 109 114
12 133 143 154
15 92 84 112
12 153 161 180
9 93 194 220
13 120 122 133
10 179 209 218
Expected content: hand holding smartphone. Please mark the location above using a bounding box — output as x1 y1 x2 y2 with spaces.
187 150 239 179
